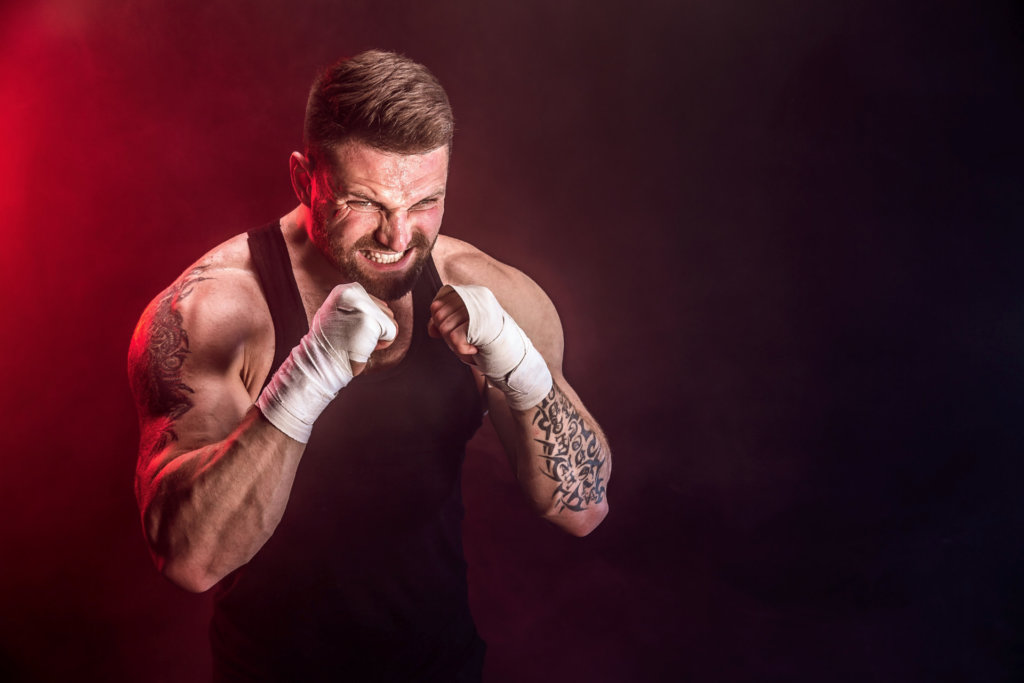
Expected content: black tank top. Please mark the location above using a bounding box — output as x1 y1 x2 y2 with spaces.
210 222 486 682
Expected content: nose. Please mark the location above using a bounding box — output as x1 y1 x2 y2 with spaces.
374 209 412 252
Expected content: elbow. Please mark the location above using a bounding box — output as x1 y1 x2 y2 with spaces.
147 519 231 592
140 492 228 593
571 501 610 537
143 513 226 593
158 553 224 593
544 500 609 537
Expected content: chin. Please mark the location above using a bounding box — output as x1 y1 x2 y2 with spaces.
353 258 427 301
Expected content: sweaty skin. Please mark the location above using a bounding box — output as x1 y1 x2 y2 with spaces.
128 141 611 592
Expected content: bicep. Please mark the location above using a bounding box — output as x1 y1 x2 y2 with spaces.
129 275 265 473
134 358 254 457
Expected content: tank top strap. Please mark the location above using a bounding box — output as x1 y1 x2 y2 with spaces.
423 253 445 290
246 222 308 390
408 255 443 342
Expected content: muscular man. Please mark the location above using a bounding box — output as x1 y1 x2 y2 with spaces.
128 50 611 681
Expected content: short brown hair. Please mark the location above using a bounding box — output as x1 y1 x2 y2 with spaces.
304 50 454 166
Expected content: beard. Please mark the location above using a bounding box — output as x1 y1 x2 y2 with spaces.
324 230 436 302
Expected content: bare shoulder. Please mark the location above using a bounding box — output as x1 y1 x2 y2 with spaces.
434 236 542 302
433 235 502 284
128 232 274 414
433 235 564 366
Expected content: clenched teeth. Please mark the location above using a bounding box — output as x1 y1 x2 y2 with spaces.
362 250 405 264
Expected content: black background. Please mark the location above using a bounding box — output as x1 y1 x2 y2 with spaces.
0 0 1022 680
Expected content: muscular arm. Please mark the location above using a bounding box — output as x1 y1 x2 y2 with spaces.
482 303 611 537
487 374 611 536
128 266 303 592
432 242 611 536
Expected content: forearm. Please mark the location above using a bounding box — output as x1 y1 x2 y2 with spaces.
138 407 304 592
497 380 611 536
430 277 610 534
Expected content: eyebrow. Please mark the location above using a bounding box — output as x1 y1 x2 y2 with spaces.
346 190 380 203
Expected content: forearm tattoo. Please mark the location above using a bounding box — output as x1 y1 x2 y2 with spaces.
132 267 211 453
532 386 607 512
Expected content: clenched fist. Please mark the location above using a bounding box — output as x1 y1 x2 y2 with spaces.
429 284 552 411
257 282 397 443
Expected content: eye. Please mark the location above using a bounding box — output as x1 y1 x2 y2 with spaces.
346 199 379 213
410 198 440 212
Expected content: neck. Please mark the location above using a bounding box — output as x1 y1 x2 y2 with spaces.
281 205 345 291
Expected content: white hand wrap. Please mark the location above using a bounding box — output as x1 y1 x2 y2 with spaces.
256 282 397 443
440 284 553 411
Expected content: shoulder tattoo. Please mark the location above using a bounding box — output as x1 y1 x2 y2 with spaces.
131 267 212 453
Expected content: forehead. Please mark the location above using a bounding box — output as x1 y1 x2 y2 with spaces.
322 141 449 200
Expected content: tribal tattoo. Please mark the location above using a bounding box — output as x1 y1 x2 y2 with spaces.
532 386 607 512
132 267 211 454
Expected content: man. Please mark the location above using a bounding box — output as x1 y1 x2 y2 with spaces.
128 50 611 681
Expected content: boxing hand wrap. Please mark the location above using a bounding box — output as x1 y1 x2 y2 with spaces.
440 284 553 411
256 282 396 443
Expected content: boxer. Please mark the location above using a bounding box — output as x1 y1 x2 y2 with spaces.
128 49 611 681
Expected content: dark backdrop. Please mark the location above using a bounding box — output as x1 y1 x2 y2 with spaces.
1 1 1022 681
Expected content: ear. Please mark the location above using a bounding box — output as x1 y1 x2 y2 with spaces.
289 152 313 206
